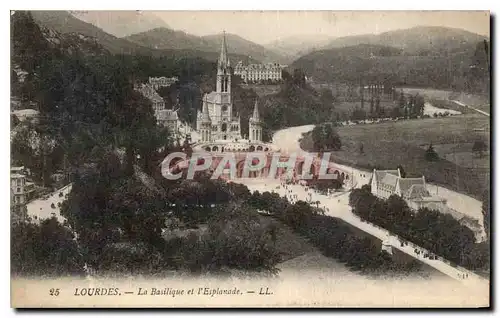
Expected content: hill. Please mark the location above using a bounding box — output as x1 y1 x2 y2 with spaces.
291 42 489 93
125 29 286 63
29 11 254 63
201 33 286 63
70 10 170 38
321 26 488 55
263 34 334 62
30 10 151 55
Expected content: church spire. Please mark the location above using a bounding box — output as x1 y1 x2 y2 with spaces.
252 99 260 122
218 31 230 70
201 99 211 123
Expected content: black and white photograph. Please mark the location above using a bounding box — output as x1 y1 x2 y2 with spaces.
9 10 491 308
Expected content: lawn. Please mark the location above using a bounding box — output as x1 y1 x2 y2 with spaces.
334 99 397 114
301 115 490 199
400 87 490 115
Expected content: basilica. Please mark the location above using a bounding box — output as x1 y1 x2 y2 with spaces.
194 33 274 153
196 32 244 142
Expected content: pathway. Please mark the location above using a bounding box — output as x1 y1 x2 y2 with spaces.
237 124 490 288
451 100 490 117
238 177 488 289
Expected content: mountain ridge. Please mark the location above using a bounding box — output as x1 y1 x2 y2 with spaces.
124 28 287 63
320 26 488 54
70 10 171 38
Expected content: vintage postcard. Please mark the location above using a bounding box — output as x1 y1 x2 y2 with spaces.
10 10 490 308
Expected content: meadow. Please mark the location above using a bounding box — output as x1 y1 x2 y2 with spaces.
301 114 490 200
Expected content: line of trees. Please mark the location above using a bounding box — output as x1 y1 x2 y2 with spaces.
241 187 425 276
349 185 489 270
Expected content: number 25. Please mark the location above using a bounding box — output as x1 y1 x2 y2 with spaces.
49 288 60 296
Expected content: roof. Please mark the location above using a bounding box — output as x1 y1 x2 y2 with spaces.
406 184 431 199
374 170 400 187
135 84 164 103
157 109 178 121
12 109 39 117
398 178 425 196
204 91 218 103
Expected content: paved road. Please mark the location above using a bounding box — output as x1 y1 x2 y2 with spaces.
26 184 72 223
238 124 490 288
451 100 490 117
239 177 488 289
273 124 484 233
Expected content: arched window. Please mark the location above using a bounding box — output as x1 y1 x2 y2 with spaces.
221 123 227 132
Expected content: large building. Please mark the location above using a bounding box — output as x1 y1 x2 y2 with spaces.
196 32 243 142
233 61 283 83
148 76 178 90
10 166 35 223
371 168 447 211
134 83 179 137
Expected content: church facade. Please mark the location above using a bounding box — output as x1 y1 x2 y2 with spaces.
196 33 244 142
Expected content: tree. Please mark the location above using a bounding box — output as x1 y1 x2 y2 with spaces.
311 123 341 151
397 165 406 178
425 143 439 161
398 91 406 109
11 114 20 127
414 94 425 117
481 189 490 242
472 139 488 158
11 217 85 277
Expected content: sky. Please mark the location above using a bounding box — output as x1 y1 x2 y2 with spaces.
152 11 490 44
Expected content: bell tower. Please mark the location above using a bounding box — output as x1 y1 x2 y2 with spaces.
249 99 262 142
216 31 231 102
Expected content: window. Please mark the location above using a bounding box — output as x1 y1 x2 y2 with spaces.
16 179 21 186
16 187 21 193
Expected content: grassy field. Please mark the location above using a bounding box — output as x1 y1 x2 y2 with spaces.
334 99 397 114
427 98 475 115
301 115 490 199
400 87 490 115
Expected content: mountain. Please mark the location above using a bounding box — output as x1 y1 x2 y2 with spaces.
291 42 489 93
264 34 335 61
321 26 488 55
70 10 170 38
124 27 213 51
201 33 286 63
124 29 286 63
30 10 151 55
29 11 255 63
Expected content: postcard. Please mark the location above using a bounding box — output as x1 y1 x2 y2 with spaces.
10 10 490 308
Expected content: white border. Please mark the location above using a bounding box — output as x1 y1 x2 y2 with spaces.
2 1 497 317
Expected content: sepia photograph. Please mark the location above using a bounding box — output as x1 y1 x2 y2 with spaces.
9 9 491 308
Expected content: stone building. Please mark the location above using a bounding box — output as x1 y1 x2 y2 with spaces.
134 83 179 138
148 76 178 90
196 32 242 142
370 168 447 211
10 166 35 223
234 61 283 83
